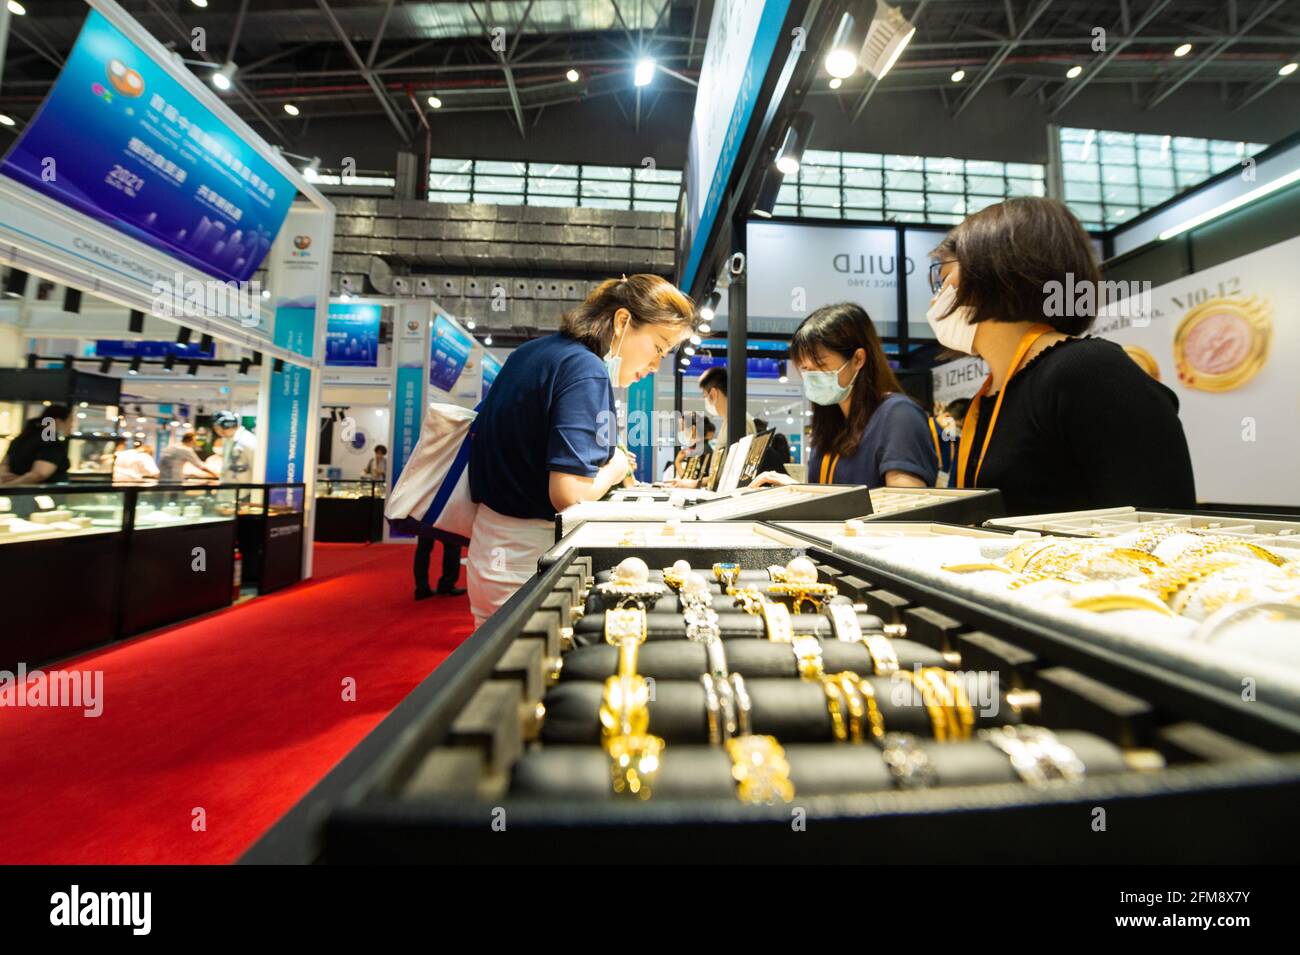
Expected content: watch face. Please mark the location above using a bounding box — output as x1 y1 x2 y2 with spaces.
1173 295 1271 392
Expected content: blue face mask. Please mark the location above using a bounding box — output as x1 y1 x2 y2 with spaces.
802 360 858 406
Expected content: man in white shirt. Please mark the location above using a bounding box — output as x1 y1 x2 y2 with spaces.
212 411 257 483
113 443 160 482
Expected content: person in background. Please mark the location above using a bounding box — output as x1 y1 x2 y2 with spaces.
363 444 388 481
752 418 793 474
414 530 466 600
926 196 1194 513
212 411 256 483
929 397 970 487
113 442 160 482
0 404 74 485
697 366 755 448
159 432 219 482
751 302 937 489
466 273 695 627
672 414 711 478
205 437 223 477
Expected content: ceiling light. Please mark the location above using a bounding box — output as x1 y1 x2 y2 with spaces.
950 69 965 83
8 1 27 13
99 357 113 373
697 322 711 334
283 103 300 116
212 61 236 91
1174 43 1192 57
566 69 580 83
1281 62 1298 77
190 0 208 7
775 111 815 177
689 334 702 346
261 289 271 299
0 114 15 127
1066 65 1083 79
303 156 321 181
680 358 690 366
162 354 176 373
128 357 142 375
825 13 864 79
684 347 696 356
828 77 842 90
427 95 443 109
187 361 199 376
634 58 656 88
484 334 493 346
779 374 789 383
861 0 915 80
465 318 476 329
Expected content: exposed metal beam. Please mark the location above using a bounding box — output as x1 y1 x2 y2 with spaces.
366 0 400 70
242 43 314 75
468 0 532 138
1146 0 1287 109
1233 47 1300 109
228 0 251 65
314 0 413 141
952 0 1056 118
1048 0 1173 114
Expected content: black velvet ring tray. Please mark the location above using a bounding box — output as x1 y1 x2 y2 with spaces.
511 731 1124 799
540 675 1021 745
559 636 947 680
572 609 889 642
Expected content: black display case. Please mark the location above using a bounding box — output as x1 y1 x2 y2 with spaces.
0 482 238 668
313 479 385 543
234 483 306 594
243 521 1300 865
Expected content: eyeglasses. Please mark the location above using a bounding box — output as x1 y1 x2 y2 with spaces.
928 260 956 295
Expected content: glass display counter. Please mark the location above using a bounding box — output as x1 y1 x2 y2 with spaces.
0 485 126 668
314 479 386 543
235 483 306 594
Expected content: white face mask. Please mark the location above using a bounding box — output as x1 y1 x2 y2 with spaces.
703 395 719 418
925 284 978 355
603 319 628 387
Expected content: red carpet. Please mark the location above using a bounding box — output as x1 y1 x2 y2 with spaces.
0 541 472 864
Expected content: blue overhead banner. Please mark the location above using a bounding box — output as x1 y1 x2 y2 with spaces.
325 302 381 367
679 0 792 292
0 9 295 284
95 338 214 359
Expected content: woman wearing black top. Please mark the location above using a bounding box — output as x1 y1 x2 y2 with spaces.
927 197 1195 515
0 404 74 485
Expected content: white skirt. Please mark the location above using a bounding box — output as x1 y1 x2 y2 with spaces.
466 504 556 629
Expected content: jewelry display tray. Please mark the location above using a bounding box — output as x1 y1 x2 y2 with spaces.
244 530 1300 864
557 485 1004 539
985 506 1300 547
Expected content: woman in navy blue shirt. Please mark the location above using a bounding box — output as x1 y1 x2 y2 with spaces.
466 274 695 626
752 302 937 489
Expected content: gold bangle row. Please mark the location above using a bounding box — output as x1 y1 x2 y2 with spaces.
817 671 886 743
896 667 975 742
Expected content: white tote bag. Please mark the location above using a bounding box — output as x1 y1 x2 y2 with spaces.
385 401 479 540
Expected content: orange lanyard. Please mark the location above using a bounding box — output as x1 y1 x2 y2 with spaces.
818 453 840 484
955 324 1053 489
928 417 941 461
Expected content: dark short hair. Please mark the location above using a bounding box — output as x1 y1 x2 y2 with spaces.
933 197 1100 336
374 445 387 455
46 404 71 421
945 398 971 423
698 366 727 395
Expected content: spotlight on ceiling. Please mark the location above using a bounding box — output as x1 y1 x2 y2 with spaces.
483 334 493 346
1174 43 1192 57
1066 65 1083 79
950 69 966 83
128 308 144 333
283 103 300 116
566 69 580 83
825 12 864 79
8 1 27 14
176 327 192 346
163 354 176 373
775 111 815 177
0 113 15 127
186 361 199 376
190 0 208 7
1281 62 1298 77
699 292 720 323
828 77 842 89
99 356 113 374
239 357 251 376
860 0 916 80
199 334 214 352
634 57 656 88
212 61 236 91
303 157 321 181
128 356 142 376
272 358 285 374
752 165 784 219
426 95 443 109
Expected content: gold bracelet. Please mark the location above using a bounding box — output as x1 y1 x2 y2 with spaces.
840 672 886 741
835 672 865 743
606 732 664 798
820 675 849 742
925 667 975 741
726 735 795 804
897 668 952 741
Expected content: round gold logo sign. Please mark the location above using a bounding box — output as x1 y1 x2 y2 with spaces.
1122 344 1161 381
1173 295 1271 392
